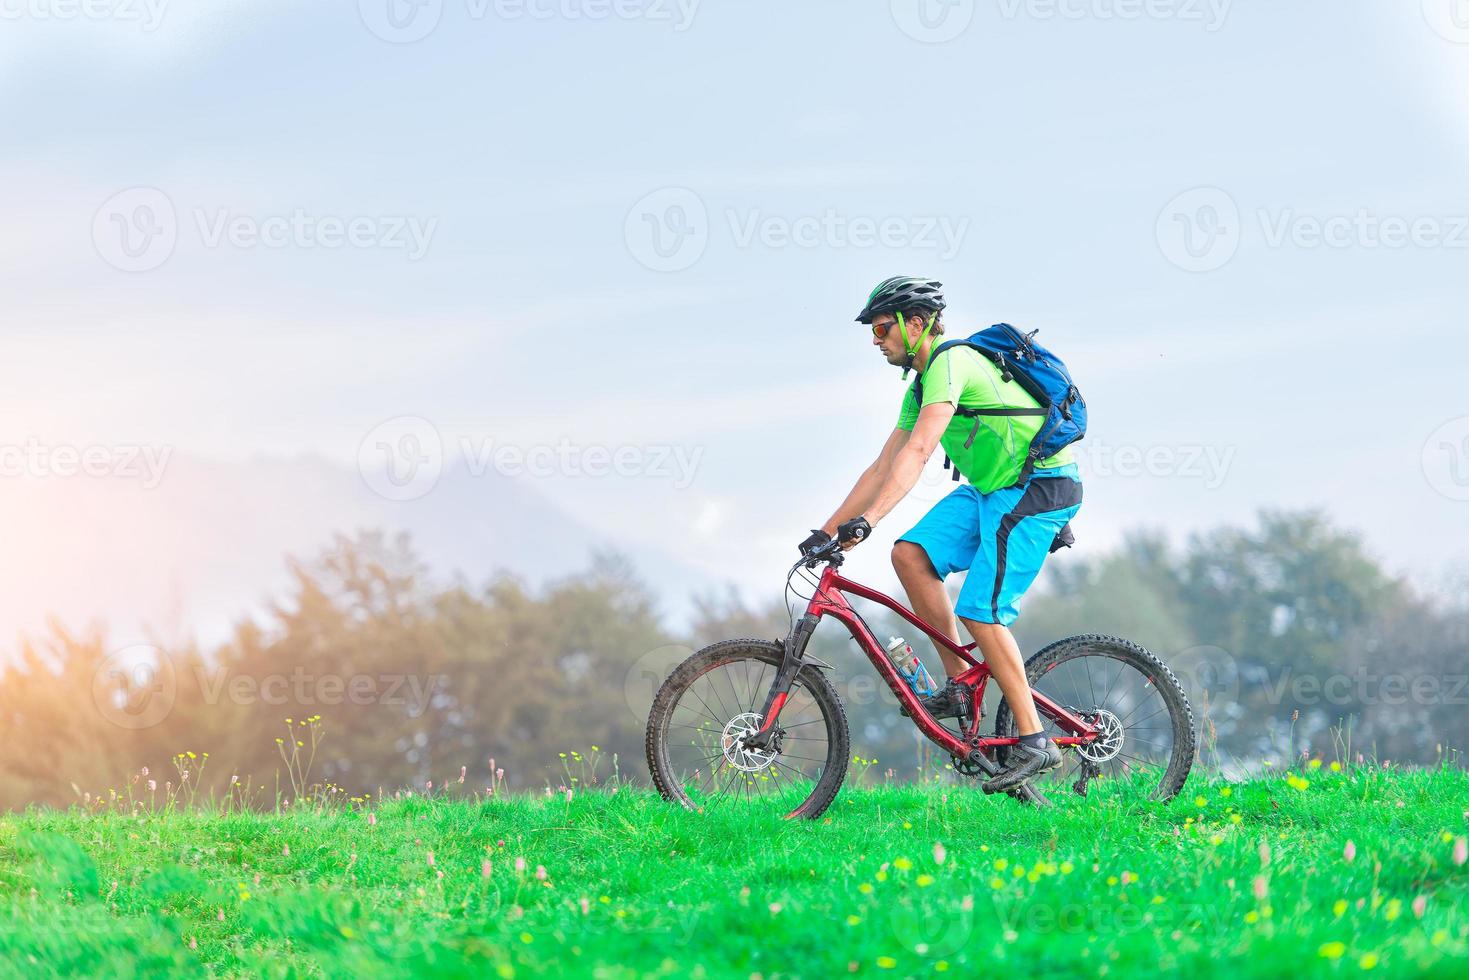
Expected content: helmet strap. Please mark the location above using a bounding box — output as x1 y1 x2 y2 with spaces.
899 310 937 381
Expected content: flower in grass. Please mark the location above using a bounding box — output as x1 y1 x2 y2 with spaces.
282 844 290 857
482 860 492 879
876 956 897 969
933 842 946 865
1413 896 1427 918
579 897 589 914
535 865 547 881
1344 841 1356 863
368 813 377 826
1454 838 1467 866
1318 942 1346 960
427 851 435 868
148 780 157 792
1359 952 1379 970
514 856 527 873
1252 877 1268 901
769 902 782 915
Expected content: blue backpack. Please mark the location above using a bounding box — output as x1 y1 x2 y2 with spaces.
911 323 1087 488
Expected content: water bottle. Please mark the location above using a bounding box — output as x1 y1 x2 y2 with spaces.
886 637 939 698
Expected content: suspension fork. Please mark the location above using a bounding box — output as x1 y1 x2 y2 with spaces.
741 613 818 751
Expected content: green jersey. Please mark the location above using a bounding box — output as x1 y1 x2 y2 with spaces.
897 345 1073 493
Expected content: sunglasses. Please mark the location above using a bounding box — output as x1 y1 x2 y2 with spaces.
871 320 898 339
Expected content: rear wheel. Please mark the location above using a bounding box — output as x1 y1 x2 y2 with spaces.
993 634 1195 805
645 639 850 819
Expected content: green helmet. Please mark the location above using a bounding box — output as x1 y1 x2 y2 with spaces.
854 276 946 323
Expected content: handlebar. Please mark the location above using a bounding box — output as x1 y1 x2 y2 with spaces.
795 536 846 571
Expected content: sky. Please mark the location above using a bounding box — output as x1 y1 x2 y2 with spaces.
2 0 1468 650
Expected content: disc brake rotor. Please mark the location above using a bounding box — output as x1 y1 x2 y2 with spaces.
721 711 779 772
1076 708 1125 764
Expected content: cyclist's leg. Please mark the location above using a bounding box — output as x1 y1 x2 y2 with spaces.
954 466 1084 733
892 484 983 678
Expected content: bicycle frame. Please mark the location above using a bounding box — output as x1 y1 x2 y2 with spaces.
749 558 1100 763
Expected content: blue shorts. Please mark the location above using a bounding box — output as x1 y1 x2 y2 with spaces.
896 463 1082 626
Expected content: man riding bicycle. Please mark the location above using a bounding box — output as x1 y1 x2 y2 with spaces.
799 276 1083 794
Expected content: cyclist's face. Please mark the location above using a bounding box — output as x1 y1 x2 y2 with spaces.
870 314 908 365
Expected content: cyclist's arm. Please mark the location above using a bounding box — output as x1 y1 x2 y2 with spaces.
864 402 955 527
819 427 910 535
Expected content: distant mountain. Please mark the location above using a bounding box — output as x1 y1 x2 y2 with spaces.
0 453 711 656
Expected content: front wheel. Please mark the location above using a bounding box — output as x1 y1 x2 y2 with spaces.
645 639 850 819
993 634 1196 805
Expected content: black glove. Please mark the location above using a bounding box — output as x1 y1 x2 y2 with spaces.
798 529 832 556
836 515 872 546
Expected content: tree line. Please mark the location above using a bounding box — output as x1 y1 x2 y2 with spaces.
1 511 1463 810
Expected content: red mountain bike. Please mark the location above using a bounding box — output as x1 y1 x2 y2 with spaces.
646 537 1195 817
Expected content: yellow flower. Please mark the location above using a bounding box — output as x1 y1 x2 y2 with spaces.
1384 899 1401 922
916 875 934 887
859 883 874 895
1442 831 1455 843
1286 774 1309 791
876 871 888 882
1230 814 1243 824
902 822 912 830
877 956 897 969
1012 866 1025 879
1359 953 1378 970
1318 942 1345 960
1220 786 1233 797
990 877 1005 890
935 962 949 973
1333 899 1348 917
894 857 913 871
1151 895 1165 905
1243 911 1258 924
1195 795 1207 807
846 915 861 926
1107 876 1118 886
1330 761 1341 772
1308 758 1322 770
1060 861 1074 874
520 933 533 944
993 859 1008 872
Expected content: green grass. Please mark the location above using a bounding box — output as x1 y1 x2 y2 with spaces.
1 766 1466 978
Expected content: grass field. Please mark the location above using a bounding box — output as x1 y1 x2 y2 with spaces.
1 764 1466 978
